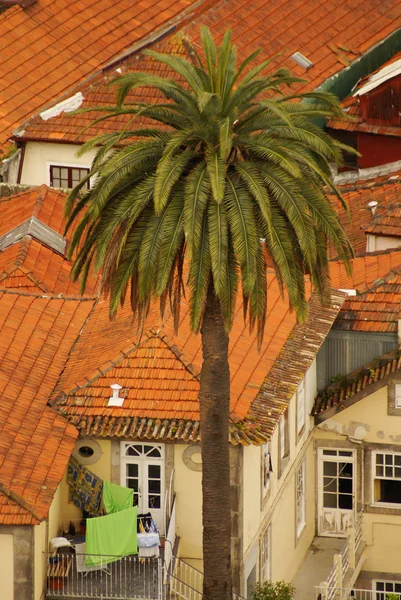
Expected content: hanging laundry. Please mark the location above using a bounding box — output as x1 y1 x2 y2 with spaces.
85 506 138 566
67 455 103 513
103 481 134 514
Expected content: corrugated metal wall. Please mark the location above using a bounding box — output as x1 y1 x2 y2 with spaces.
317 331 398 389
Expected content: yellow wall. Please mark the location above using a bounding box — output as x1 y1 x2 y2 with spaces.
317 386 401 577
0 534 14 600
243 444 261 553
20 141 96 187
34 521 47 600
317 386 398 443
59 439 111 532
174 444 203 561
241 361 318 588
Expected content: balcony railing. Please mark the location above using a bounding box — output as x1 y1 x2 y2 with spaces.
319 514 365 600
46 552 162 599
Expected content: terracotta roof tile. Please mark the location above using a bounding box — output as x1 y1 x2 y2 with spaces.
0 0 204 148
0 290 94 523
329 247 401 290
18 0 401 144
328 178 401 256
312 347 401 419
334 270 401 332
0 186 98 295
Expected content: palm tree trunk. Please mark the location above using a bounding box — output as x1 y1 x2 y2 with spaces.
199 283 232 600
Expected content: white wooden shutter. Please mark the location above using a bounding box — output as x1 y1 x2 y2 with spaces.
297 379 305 434
395 384 401 408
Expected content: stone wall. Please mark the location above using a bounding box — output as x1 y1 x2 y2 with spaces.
0 524 34 600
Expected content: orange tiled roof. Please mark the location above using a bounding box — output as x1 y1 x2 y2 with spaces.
50 271 344 443
0 0 204 149
0 185 98 295
329 177 401 256
53 274 303 423
17 0 401 144
0 290 95 523
329 247 401 291
334 270 401 332
0 492 39 526
0 184 69 236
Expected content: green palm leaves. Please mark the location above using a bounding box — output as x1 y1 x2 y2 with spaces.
65 27 353 345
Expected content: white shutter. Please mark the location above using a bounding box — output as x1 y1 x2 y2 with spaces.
279 415 285 459
297 380 305 434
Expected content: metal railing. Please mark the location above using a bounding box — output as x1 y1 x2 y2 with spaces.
319 514 365 600
169 556 246 600
46 549 247 600
164 495 176 581
46 552 162 599
315 588 384 600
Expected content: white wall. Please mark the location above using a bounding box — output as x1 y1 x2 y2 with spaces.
20 141 96 187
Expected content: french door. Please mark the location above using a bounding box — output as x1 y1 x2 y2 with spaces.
120 442 165 534
318 448 356 537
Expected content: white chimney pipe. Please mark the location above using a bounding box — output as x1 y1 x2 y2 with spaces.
368 200 378 215
108 383 124 407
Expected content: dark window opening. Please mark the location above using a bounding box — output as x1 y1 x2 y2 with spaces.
78 446 94 458
377 479 401 504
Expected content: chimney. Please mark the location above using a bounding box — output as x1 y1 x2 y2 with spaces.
107 383 124 407
368 200 378 215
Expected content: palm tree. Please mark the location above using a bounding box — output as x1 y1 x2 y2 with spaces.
65 28 353 600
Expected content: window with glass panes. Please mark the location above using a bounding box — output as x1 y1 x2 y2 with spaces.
50 165 90 189
374 580 401 600
373 452 401 505
296 460 306 537
322 449 354 510
259 524 271 582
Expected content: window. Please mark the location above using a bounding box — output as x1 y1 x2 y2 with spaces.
395 385 401 409
261 443 273 500
296 379 306 436
296 460 306 538
50 165 90 189
373 452 401 505
374 580 401 600
279 409 289 460
322 449 354 510
259 524 271 582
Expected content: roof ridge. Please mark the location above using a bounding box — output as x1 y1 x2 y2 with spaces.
337 175 401 194
330 246 401 263
53 324 156 400
0 481 41 522
155 328 200 380
0 264 49 293
0 287 96 301
55 325 200 402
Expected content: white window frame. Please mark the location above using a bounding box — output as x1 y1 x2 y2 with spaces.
279 409 289 460
295 460 306 538
261 443 272 500
372 451 401 508
259 523 271 582
374 580 401 600
47 160 92 189
395 384 401 409
296 378 306 436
